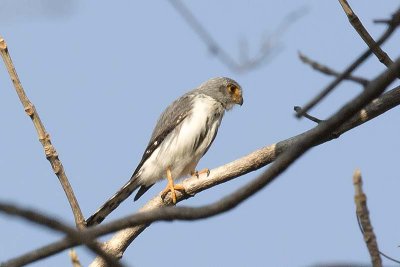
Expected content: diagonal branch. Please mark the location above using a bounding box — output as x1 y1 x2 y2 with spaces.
90 57 400 266
353 170 382 267
6 62 400 267
168 0 306 73
0 35 85 229
296 7 400 118
298 51 369 86
339 0 395 68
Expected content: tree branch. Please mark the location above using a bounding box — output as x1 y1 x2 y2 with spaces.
89 57 400 267
0 35 85 229
296 7 400 117
353 170 382 267
0 202 124 267
168 0 306 72
298 51 369 86
339 0 395 68
5 58 400 267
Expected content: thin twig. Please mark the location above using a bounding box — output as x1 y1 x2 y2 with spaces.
339 0 395 68
0 36 85 229
293 106 322 123
6 58 400 267
296 7 400 118
353 169 382 267
0 202 125 267
168 0 307 72
69 249 82 267
298 51 369 86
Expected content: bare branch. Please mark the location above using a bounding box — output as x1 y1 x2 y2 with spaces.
0 202 124 267
75 57 400 267
0 35 85 229
6 57 399 267
353 170 382 267
88 56 400 266
339 0 395 68
168 0 306 72
298 51 369 86
296 7 400 117
293 106 322 123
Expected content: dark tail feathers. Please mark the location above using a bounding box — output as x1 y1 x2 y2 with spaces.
86 178 140 226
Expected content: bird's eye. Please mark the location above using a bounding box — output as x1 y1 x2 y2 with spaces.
227 84 237 94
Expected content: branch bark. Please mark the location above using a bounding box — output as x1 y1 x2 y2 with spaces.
353 170 382 267
0 36 85 229
339 0 395 68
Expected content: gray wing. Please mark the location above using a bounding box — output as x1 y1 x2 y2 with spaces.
132 92 195 178
86 92 195 226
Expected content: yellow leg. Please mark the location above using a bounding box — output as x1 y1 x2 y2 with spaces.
161 167 185 204
191 168 210 178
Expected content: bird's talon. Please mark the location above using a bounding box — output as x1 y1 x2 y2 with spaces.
161 184 186 204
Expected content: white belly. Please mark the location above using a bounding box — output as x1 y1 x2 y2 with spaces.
137 95 224 186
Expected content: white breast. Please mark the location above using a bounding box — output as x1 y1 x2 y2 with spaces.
138 94 225 186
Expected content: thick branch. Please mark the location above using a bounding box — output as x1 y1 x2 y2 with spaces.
0 36 85 229
90 57 400 267
353 170 382 267
6 60 400 267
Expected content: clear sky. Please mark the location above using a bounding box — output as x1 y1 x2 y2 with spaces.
1 1 399 266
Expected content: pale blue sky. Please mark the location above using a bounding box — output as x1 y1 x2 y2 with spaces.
1 1 399 266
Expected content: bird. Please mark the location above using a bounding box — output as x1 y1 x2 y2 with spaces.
86 77 243 226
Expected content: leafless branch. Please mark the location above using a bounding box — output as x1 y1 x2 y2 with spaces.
298 51 369 86
339 0 395 68
88 56 399 266
353 169 382 267
0 202 124 267
0 36 85 229
168 0 307 73
296 7 400 118
5 58 400 267
293 106 322 123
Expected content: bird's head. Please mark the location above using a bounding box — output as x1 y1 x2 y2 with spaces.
198 77 243 110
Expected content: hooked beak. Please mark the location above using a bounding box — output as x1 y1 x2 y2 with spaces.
234 93 243 106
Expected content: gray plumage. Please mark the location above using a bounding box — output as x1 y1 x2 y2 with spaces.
86 77 243 226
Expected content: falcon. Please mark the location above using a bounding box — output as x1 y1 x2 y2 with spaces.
86 77 243 226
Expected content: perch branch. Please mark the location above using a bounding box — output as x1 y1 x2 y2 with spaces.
0 35 85 229
5 59 400 267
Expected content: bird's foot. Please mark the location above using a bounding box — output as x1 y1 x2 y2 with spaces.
191 168 210 178
161 183 185 204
